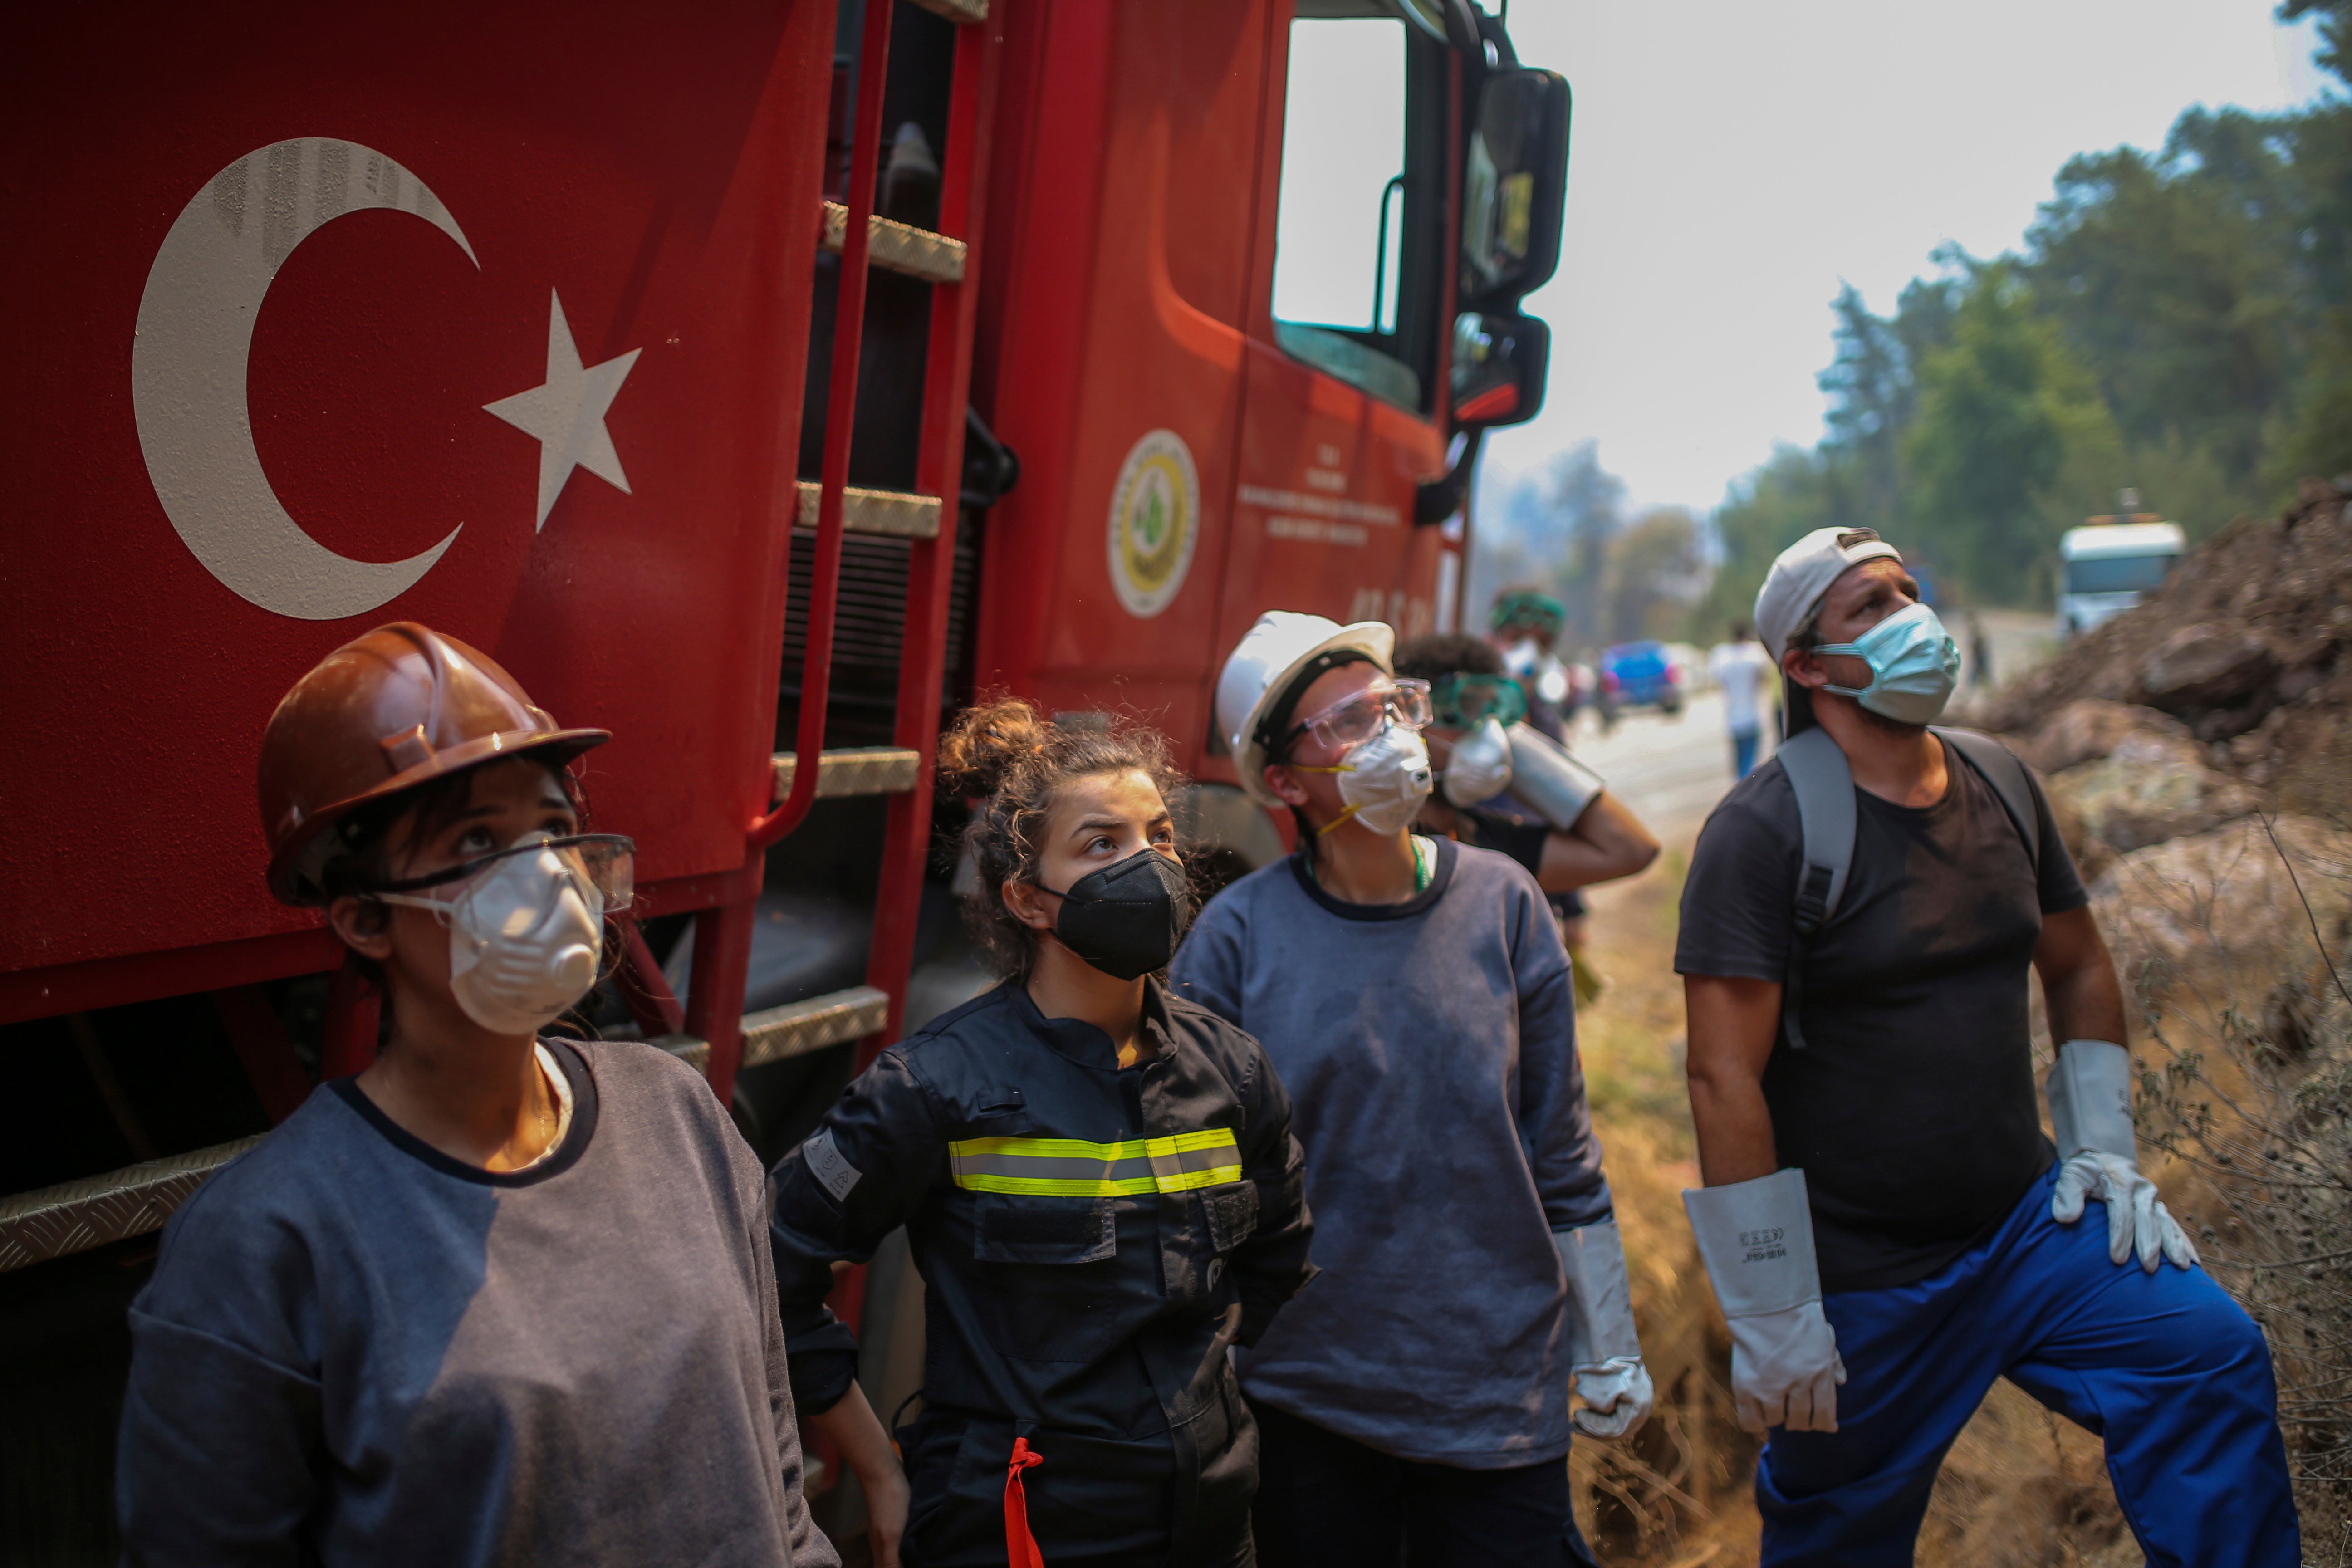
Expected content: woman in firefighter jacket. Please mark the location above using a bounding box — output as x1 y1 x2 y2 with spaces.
773 700 1317 1568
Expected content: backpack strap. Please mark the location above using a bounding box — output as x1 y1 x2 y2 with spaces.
1931 727 2040 877
1773 728 1857 1052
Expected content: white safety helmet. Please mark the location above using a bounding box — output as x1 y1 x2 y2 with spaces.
1215 611 1396 807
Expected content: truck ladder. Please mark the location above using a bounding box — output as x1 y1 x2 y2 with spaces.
719 0 1002 1103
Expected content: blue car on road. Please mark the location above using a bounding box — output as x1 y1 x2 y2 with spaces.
1601 641 1682 714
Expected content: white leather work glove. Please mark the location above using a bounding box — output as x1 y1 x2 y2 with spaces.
1572 1358 1655 1440
2046 1039 2200 1273
1554 1218 1654 1440
1684 1169 1847 1435
2052 1153 2200 1272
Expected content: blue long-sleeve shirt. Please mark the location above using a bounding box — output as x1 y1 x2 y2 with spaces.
1169 835 1610 1467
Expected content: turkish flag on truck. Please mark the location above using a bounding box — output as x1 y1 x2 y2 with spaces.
0 2 832 992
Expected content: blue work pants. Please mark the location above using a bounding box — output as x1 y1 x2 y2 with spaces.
1759 1163 2298 1567
1730 727 1761 779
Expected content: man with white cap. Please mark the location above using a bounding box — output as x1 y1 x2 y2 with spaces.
1169 611 1649 1568
1674 528 2298 1563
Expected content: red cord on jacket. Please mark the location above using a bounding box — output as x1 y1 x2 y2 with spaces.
1005 1437 1045 1568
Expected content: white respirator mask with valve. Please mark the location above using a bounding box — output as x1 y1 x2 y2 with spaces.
1441 716 1514 808
373 832 634 1036
1328 724 1435 837
1279 675 1436 838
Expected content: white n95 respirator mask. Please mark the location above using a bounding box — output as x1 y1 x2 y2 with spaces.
374 833 632 1036
1441 716 1514 808
1327 724 1435 837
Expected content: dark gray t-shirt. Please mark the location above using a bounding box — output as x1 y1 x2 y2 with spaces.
1674 736 2088 1292
116 1039 836 1568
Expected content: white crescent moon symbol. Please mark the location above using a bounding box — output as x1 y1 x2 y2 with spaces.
132 138 475 621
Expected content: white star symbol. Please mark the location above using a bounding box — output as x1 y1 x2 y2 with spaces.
484 290 642 530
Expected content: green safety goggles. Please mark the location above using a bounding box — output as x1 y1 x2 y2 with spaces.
1490 591 1566 639
1427 673 1528 730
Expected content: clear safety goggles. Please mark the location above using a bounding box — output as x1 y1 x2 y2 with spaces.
1281 677 1431 755
367 833 636 917
1428 672 1528 731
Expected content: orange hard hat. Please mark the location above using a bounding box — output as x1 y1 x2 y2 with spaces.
259 623 608 906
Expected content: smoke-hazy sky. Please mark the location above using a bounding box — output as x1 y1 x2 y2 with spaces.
1473 0 2335 515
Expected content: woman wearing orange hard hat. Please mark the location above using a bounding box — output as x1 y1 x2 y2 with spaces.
113 623 838 1568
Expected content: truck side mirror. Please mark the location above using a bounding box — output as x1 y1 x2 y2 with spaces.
1450 311 1549 429
1459 68 1569 310
1416 311 1550 523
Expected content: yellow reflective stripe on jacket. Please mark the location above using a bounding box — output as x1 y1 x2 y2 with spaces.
948 1128 1242 1197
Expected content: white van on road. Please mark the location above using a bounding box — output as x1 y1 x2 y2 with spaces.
2058 518 2185 639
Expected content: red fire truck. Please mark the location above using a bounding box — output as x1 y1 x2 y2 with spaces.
0 0 1565 1548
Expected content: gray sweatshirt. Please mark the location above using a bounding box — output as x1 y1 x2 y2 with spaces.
115 1038 836 1568
1170 837 1611 1468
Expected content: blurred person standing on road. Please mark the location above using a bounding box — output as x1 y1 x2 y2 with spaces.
1172 612 1653 1568
1707 622 1774 779
115 625 837 1568
1969 611 1995 689
1394 632 1659 1000
1674 529 2298 1565
768 700 1315 1568
1490 588 1573 740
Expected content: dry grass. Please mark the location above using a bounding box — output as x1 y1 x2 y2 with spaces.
1573 848 1763 1561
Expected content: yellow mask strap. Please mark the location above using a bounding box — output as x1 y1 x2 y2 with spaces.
1280 764 1358 837
1315 804 1363 837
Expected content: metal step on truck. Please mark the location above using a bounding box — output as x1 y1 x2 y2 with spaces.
0 0 1567 1553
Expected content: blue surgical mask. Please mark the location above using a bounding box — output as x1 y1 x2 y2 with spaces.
1812 601 1960 725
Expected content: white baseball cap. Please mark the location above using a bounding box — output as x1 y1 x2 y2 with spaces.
1754 527 1905 659
1215 612 1395 807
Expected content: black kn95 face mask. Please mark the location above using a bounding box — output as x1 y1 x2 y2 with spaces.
1038 848 1191 981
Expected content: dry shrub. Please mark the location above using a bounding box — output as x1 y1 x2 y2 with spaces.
1916 1382 2135 1566
1568 1112 1759 1563
2125 809 2352 1557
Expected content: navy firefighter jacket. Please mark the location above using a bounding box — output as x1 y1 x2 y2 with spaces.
769 978 1316 1565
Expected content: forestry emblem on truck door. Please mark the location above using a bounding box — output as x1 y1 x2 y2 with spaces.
1106 428 1200 619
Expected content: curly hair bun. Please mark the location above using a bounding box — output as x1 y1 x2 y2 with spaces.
936 697 1056 799
936 696 1189 982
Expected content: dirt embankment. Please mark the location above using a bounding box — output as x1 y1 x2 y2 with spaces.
1962 479 2352 1554
1971 478 2352 822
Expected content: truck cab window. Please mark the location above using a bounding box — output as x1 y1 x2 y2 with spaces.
1271 11 1444 413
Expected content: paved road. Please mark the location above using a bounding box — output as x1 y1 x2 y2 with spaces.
1564 692 1754 846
